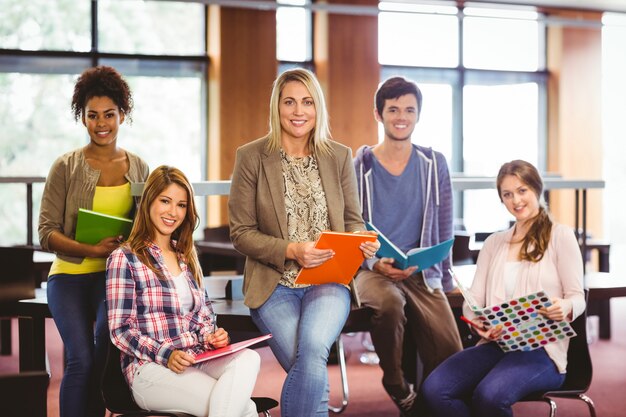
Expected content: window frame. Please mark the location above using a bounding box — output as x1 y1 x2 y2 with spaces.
0 0 210 245
379 4 548 230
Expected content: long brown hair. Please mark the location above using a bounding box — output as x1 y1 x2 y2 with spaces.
126 165 202 285
497 160 553 262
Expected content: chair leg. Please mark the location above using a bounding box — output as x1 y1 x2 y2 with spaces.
579 394 597 417
0 319 12 355
328 335 349 414
548 398 557 417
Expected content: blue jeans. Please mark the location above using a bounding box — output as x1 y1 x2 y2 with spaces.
47 272 108 417
250 283 351 417
422 342 565 417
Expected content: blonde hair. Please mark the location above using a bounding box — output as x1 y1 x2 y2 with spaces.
497 160 553 262
265 68 333 155
126 165 202 285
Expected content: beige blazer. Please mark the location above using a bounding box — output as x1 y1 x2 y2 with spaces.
228 137 366 308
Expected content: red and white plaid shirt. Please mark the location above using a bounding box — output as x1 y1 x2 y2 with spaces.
106 242 215 385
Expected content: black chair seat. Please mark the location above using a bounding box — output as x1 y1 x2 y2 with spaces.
519 291 596 417
0 371 49 417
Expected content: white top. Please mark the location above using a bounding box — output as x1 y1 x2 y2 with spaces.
172 271 194 314
504 261 521 300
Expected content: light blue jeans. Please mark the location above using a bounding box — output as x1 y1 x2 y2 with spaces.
250 283 351 417
421 342 566 417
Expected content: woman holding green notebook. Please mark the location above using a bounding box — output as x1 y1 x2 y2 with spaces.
38 66 149 417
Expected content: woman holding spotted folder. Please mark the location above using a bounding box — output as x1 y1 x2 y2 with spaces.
422 160 585 417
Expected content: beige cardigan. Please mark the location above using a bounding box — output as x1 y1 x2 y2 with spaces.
463 223 586 373
38 147 149 263
228 137 366 309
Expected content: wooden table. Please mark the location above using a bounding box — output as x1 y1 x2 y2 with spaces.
12 277 374 373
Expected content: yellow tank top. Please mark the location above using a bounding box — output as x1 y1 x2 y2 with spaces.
49 183 133 275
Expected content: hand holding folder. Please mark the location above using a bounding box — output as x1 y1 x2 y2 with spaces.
450 268 577 352
194 334 273 363
294 231 378 285
366 222 454 271
75 208 133 245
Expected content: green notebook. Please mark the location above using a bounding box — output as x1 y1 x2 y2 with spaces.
75 208 133 245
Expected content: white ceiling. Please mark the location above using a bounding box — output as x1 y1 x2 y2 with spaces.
470 0 626 13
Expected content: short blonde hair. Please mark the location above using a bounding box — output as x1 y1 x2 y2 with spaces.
265 68 332 155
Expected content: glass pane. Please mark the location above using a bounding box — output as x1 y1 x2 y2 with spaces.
463 10 540 71
462 82 539 234
602 13 626 261
277 0 312 62
0 0 91 51
0 72 82 176
0 71 83 246
463 83 539 175
378 83 453 162
117 73 205 237
379 5 458 67
119 75 204 182
98 0 205 55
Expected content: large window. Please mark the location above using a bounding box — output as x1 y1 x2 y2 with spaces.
602 13 626 273
379 3 547 234
0 0 208 246
276 0 312 63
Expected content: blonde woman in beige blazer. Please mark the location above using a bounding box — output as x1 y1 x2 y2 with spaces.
228 68 379 417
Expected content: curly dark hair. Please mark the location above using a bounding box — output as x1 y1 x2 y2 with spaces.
71 65 133 122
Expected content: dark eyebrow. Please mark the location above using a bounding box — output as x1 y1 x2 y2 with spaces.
87 108 117 114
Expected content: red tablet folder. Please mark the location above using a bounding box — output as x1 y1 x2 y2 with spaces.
193 333 272 363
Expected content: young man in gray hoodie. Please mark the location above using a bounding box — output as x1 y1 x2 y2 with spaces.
353 77 462 417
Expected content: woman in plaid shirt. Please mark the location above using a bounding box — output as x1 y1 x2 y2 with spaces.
106 166 260 417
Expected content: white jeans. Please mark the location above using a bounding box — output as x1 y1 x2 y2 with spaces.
131 348 260 417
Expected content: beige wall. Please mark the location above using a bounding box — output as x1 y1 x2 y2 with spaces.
315 0 380 152
546 10 603 238
207 5 277 225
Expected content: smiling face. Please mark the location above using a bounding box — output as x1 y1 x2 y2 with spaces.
376 93 418 142
82 96 124 147
149 183 188 243
499 174 541 224
278 80 316 145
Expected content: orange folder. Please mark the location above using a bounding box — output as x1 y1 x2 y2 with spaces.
294 231 377 285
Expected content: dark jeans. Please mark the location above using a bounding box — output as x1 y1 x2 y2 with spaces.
422 342 565 417
47 272 108 417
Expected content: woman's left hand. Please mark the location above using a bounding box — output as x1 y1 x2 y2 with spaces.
360 231 381 260
538 298 571 322
204 327 230 349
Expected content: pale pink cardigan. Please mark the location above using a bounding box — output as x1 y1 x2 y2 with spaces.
463 223 586 373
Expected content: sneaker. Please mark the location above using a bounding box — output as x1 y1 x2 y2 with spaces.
384 381 418 417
